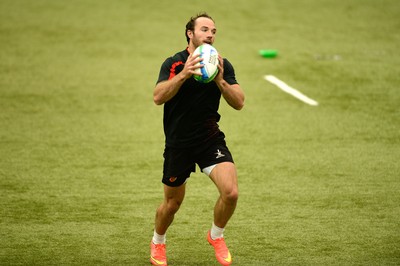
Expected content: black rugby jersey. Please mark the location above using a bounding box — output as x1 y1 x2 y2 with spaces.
156 48 238 148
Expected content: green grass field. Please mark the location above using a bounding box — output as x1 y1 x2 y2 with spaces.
1 0 399 265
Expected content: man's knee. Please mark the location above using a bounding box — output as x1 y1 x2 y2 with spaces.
162 184 186 215
222 187 239 205
165 198 183 215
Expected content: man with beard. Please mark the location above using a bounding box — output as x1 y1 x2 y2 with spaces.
150 13 245 266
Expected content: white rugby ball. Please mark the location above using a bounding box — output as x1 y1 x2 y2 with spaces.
193 44 219 83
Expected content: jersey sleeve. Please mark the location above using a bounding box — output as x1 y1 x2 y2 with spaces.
156 57 173 84
223 59 238 85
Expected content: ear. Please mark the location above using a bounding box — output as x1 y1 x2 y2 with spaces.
187 30 193 39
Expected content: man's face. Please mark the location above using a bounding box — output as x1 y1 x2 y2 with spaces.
190 17 217 48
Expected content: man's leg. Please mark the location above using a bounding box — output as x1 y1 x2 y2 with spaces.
209 162 238 228
155 183 186 235
207 162 238 266
151 183 186 266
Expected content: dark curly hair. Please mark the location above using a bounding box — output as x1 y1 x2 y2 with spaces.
185 12 214 44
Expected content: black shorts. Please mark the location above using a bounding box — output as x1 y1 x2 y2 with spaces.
162 134 234 187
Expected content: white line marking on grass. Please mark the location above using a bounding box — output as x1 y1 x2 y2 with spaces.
264 75 319 106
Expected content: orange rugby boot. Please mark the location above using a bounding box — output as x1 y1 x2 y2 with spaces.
150 241 167 266
207 231 232 266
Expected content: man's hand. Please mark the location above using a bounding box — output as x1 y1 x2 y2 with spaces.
214 55 224 83
180 53 203 80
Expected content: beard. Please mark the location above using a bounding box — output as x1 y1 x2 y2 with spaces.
191 35 202 48
191 33 212 48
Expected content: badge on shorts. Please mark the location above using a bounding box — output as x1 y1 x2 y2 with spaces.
215 149 225 159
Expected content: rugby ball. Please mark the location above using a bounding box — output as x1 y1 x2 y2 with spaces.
193 44 219 83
